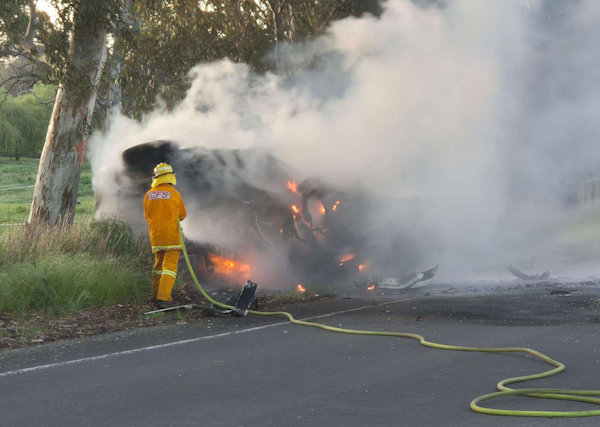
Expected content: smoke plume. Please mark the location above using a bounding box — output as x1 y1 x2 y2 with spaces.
90 0 600 281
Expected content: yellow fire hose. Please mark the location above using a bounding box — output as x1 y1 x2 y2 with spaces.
178 223 600 417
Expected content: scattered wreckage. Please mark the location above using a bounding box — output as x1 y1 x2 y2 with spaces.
507 265 550 281
95 140 439 291
374 265 438 290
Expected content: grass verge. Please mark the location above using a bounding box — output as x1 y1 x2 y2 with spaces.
0 218 151 314
0 254 149 313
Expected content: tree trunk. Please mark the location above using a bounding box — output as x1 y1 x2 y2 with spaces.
287 2 296 43
107 0 133 119
107 52 123 113
266 0 287 75
28 5 108 227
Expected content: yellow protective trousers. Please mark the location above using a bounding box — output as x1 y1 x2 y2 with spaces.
152 250 181 302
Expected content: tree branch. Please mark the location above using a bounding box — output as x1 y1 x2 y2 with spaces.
265 0 279 17
23 0 38 50
0 55 47 93
13 0 50 65
20 88 56 105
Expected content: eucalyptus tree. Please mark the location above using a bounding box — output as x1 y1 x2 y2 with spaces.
1 0 125 227
119 0 382 116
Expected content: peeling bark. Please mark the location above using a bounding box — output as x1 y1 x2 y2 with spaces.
28 4 108 227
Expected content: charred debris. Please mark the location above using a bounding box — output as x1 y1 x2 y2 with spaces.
507 265 551 281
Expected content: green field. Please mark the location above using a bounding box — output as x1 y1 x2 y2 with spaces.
0 157 95 224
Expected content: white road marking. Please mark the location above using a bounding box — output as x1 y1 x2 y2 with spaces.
0 297 420 377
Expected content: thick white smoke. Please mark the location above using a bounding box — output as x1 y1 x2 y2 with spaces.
90 0 600 280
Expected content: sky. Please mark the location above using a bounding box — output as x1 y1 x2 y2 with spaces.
35 0 59 23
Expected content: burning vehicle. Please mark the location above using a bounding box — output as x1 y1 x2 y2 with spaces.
95 140 439 291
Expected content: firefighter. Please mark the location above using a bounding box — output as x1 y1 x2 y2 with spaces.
143 162 187 309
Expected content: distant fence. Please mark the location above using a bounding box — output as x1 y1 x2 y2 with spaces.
0 151 40 159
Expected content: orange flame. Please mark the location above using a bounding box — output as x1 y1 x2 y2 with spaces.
297 284 306 292
338 254 355 265
332 200 340 211
367 285 375 291
208 254 253 280
359 262 371 273
287 181 298 193
313 200 326 214
291 205 299 214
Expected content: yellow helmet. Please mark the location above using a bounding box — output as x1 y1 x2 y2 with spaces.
153 162 174 178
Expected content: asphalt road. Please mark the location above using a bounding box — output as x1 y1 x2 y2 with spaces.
1 286 600 427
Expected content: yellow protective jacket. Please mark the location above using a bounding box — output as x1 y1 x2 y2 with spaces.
143 183 187 253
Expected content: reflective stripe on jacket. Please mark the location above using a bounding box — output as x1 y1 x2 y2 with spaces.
143 183 187 253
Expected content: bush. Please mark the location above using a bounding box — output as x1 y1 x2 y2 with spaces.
0 84 55 159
